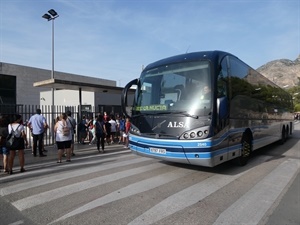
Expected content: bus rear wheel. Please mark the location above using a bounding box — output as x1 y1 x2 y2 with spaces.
236 134 252 166
280 127 286 145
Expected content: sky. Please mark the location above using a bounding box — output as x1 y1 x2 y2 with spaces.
0 0 299 87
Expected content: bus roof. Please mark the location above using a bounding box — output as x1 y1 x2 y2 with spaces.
144 50 235 71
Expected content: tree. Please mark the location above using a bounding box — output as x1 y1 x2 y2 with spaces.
287 85 300 111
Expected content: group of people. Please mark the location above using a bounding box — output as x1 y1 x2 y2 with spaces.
0 109 131 175
78 113 130 149
0 109 50 174
0 114 27 174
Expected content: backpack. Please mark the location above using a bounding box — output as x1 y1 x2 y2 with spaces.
95 121 103 135
119 119 125 131
62 126 70 136
62 121 70 136
6 124 21 149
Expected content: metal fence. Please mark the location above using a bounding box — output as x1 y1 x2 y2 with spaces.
0 104 100 147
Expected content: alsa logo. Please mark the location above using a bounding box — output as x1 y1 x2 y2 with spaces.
167 121 188 128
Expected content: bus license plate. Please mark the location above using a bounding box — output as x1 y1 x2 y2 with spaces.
149 147 166 154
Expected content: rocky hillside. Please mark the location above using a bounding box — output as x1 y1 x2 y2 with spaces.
257 55 300 88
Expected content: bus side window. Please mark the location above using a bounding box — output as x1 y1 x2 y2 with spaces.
217 60 229 130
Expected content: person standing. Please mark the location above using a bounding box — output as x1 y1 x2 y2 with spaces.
66 111 76 156
104 116 111 145
0 115 9 173
109 115 117 144
54 113 72 163
78 115 88 144
95 114 106 153
118 115 126 144
28 109 48 157
124 117 131 149
89 116 97 145
7 114 28 174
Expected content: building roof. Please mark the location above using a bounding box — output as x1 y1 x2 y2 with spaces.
33 78 129 94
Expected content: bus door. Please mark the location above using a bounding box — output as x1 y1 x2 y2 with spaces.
215 58 230 160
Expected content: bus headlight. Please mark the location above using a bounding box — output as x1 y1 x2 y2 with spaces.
130 124 141 135
179 126 210 140
190 132 196 138
183 133 189 139
197 131 203 137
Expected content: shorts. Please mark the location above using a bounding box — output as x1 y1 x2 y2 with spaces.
0 146 9 155
56 140 72 149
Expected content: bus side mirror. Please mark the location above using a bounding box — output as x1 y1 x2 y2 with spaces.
121 78 138 118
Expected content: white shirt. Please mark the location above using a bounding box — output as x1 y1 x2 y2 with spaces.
8 123 25 138
109 119 117 132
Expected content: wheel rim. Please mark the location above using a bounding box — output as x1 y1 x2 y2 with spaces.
241 139 251 158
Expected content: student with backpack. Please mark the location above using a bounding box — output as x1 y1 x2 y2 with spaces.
54 113 72 163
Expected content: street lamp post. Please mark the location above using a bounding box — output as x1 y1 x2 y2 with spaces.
42 9 59 143
42 9 59 105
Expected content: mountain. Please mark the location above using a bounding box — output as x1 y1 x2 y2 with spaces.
256 55 300 88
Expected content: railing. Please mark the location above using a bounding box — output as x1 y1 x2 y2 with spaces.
1 104 125 146
1 105 91 146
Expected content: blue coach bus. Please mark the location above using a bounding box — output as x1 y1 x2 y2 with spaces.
121 51 294 167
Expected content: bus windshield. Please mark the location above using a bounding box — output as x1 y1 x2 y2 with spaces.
134 61 212 117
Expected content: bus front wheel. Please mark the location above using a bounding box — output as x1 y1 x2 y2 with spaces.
236 134 252 166
279 126 288 145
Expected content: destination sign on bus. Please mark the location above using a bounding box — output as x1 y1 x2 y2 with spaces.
135 104 167 111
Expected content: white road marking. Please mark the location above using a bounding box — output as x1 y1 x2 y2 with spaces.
128 165 249 224
8 221 24 225
127 156 273 224
213 158 300 225
12 162 165 211
1 155 150 196
49 168 194 224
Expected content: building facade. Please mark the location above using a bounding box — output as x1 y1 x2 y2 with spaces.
0 62 128 116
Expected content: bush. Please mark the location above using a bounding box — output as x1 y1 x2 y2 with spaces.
294 103 300 112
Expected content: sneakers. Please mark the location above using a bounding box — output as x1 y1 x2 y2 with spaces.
20 168 26 173
66 159 71 162
39 154 47 157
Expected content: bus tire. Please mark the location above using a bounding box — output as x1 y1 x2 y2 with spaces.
280 127 286 145
285 126 289 140
236 134 252 166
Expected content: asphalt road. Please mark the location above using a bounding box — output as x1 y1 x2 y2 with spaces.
0 122 299 225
